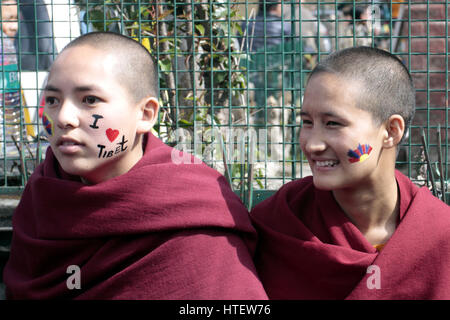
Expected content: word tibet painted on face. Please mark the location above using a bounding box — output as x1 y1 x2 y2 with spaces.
347 143 372 163
42 112 54 136
97 135 128 158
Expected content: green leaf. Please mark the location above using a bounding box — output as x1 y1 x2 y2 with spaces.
234 23 243 36
159 59 172 72
195 24 205 36
256 179 264 189
178 119 193 126
214 72 226 84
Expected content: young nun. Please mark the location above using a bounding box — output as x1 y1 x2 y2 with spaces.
3 32 267 300
250 46 450 299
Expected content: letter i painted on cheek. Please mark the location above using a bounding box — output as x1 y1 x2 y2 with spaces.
42 111 54 136
89 114 104 129
347 143 372 163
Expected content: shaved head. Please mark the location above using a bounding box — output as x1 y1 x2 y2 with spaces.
61 31 158 103
308 47 416 140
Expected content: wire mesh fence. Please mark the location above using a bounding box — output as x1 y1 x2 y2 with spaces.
0 0 448 205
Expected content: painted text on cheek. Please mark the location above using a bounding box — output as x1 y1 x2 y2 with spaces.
89 114 104 129
97 135 128 158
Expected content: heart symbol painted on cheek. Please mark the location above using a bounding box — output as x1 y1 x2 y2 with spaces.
106 128 120 142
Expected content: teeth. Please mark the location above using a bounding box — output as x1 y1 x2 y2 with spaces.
316 160 339 167
62 141 76 146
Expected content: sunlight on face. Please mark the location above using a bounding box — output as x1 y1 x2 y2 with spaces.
299 72 385 191
43 45 144 184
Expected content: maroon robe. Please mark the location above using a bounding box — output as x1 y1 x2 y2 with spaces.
3 133 268 300
250 170 450 299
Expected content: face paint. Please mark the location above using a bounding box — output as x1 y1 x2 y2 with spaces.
106 128 120 142
89 114 104 129
90 117 126 157
42 111 54 136
97 135 128 158
347 143 372 163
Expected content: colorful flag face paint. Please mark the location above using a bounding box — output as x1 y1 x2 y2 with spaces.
347 143 372 163
42 112 54 136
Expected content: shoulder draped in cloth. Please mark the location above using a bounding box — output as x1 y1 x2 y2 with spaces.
3 133 268 300
250 170 450 299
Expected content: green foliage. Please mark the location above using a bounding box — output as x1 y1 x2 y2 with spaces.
74 0 247 128
74 0 260 197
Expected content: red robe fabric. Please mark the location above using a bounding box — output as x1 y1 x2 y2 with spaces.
3 133 268 300
250 170 450 299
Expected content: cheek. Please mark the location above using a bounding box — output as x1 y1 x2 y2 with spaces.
86 113 132 159
41 111 55 137
345 142 374 164
87 113 126 142
329 126 376 162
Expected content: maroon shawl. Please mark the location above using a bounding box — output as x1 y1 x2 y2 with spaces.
250 170 450 299
3 133 268 299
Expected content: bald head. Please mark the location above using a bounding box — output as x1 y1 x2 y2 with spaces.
308 46 415 140
62 32 158 103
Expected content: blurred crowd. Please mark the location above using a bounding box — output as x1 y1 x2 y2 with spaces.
240 1 403 66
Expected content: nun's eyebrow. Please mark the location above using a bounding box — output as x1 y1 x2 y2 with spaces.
44 84 104 93
300 110 346 120
43 85 61 92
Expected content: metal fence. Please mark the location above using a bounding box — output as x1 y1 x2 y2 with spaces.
0 0 448 205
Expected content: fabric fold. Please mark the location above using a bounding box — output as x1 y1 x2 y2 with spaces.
4 133 268 300
250 170 450 299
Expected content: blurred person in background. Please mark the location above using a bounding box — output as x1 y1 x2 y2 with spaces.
338 3 384 49
1 0 18 38
241 1 292 53
15 0 55 71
